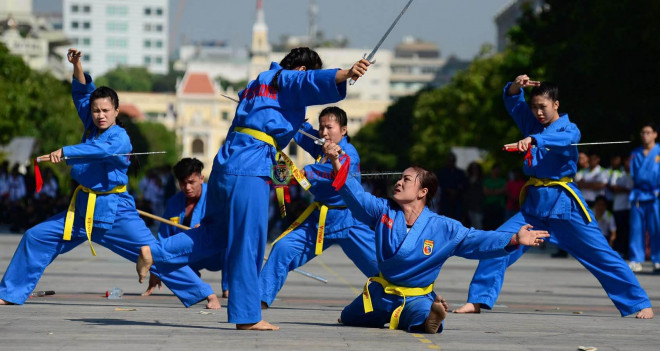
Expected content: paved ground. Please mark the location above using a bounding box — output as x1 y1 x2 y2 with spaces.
1 231 659 350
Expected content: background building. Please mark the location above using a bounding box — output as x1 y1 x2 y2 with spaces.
389 36 444 99
62 0 169 77
495 0 545 52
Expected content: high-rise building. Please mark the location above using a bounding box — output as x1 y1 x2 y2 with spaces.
495 0 545 52
62 0 169 77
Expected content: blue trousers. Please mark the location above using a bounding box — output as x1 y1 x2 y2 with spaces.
259 218 378 306
0 208 214 306
629 199 660 263
340 282 442 333
465 211 651 316
151 172 269 324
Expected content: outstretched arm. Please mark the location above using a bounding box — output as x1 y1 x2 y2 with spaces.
335 58 370 84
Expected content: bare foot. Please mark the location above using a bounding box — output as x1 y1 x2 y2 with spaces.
636 307 654 319
0 298 14 305
424 295 448 334
454 302 481 314
222 290 229 298
136 246 153 284
206 294 221 309
236 320 279 330
261 301 268 310
338 317 342 324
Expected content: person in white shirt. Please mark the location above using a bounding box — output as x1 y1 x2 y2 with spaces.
609 153 633 259
593 195 617 247
577 150 608 206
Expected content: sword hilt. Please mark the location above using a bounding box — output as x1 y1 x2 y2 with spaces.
348 53 376 86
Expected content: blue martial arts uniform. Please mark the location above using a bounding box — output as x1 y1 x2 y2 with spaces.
336 176 521 332
463 83 651 316
628 144 660 263
159 183 228 291
259 123 378 306
148 62 347 324
0 74 214 306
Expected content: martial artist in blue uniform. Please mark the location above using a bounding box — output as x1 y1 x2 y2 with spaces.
0 49 214 307
137 48 371 330
454 75 654 319
143 158 228 302
321 144 550 333
259 107 378 308
628 123 660 270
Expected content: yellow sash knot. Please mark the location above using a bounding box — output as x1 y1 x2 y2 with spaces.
362 273 434 330
64 184 127 256
235 127 312 218
519 176 591 222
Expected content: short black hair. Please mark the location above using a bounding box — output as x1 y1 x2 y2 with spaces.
530 82 559 102
172 158 204 182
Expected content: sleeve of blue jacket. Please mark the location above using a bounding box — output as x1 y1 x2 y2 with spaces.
338 175 389 228
71 73 96 131
503 83 543 137
453 224 517 260
278 69 347 108
294 122 323 159
62 131 130 164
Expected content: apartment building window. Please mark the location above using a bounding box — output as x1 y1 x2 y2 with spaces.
144 56 151 65
144 23 151 32
72 37 79 45
107 22 128 32
83 54 91 62
144 8 152 15
222 111 229 121
71 21 79 29
192 139 204 155
155 56 163 64
155 40 163 48
71 5 79 13
107 38 127 48
82 37 91 45
83 22 91 29
83 5 91 13
144 40 151 48
108 6 128 16
155 24 163 32
156 8 163 16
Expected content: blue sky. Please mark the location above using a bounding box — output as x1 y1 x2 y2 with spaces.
34 0 512 60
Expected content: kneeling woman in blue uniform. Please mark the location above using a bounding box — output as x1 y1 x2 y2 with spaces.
0 49 217 308
137 47 370 330
322 142 550 333
260 107 379 308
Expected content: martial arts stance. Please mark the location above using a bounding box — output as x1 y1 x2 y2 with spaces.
322 142 550 333
137 47 370 330
0 49 217 308
628 123 659 272
259 107 378 308
453 75 654 319
142 158 228 305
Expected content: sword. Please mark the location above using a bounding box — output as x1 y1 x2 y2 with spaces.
503 141 631 152
349 0 415 85
36 151 167 162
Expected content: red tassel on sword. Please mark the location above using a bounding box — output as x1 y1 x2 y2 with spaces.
332 154 351 191
33 158 43 193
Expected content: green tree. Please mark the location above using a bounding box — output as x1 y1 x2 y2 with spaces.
95 66 153 91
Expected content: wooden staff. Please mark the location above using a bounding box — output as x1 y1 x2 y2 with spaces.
136 209 328 284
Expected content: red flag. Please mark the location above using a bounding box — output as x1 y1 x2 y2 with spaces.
331 154 351 191
34 158 43 193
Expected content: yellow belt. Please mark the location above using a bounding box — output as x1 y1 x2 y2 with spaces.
271 202 346 256
362 273 434 330
234 127 311 218
64 184 127 256
519 177 591 222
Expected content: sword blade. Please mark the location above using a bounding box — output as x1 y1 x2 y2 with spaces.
365 0 415 61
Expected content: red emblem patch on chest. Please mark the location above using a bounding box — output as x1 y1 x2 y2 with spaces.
380 214 393 229
423 239 434 256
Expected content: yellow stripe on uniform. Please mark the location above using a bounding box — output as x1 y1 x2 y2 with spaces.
519 177 592 222
271 202 345 256
64 184 127 256
362 273 434 330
